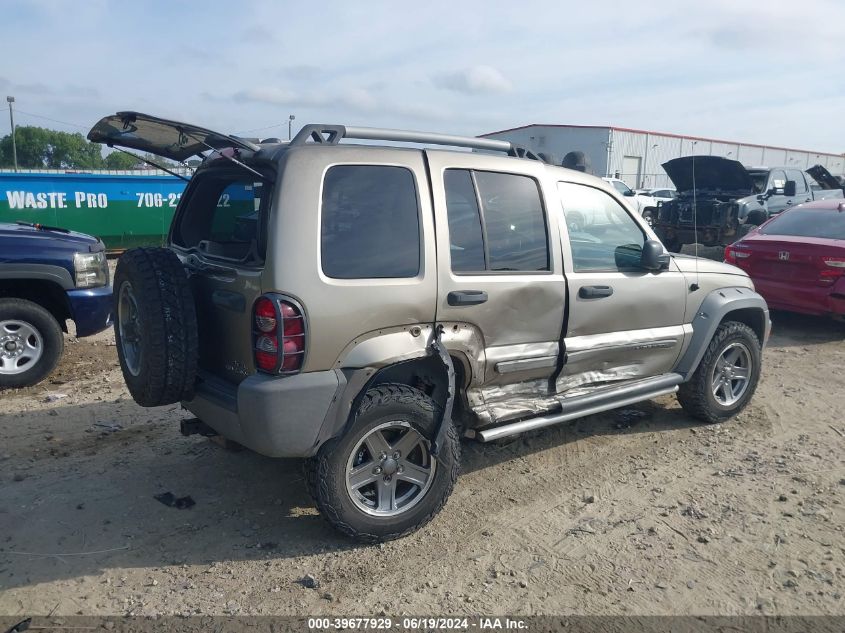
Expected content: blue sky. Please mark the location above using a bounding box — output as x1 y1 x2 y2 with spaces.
1 0 843 153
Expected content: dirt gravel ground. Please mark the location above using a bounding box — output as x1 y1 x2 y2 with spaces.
0 311 843 618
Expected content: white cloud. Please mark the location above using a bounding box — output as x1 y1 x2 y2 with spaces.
433 65 513 95
1 0 844 153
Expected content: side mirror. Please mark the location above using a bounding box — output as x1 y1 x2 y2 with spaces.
783 180 797 197
641 239 670 271
623 189 635 197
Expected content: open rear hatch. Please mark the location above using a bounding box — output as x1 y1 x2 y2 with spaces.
88 111 259 162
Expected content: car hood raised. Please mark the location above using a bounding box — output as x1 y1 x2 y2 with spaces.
662 156 755 194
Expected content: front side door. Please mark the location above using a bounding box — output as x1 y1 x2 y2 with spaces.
427 150 566 393
765 169 790 216
556 180 688 393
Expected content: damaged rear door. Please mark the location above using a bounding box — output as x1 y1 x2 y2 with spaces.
88 111 259 162
427 150 566 417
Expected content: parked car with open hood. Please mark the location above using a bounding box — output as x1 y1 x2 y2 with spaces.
654 156 844 252
88 111 770 542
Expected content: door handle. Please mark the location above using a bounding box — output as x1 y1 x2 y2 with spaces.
579 285 613 299
447 290 488 306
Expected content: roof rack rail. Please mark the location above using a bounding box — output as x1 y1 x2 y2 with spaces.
290 124 546 162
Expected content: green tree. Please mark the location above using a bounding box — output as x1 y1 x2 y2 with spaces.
0 126 107 169
104 151 142 170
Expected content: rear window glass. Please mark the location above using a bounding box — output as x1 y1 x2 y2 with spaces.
761 208 845 239
173 172 273 262
321 165 421 279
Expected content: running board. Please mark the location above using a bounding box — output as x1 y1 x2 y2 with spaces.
476 373 683 442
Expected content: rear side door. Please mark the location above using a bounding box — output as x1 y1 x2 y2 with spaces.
427 150 566 390
787 169 813 205
556 180 688 393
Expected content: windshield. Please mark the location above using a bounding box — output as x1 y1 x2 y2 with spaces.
747 170 768 194
172 169 275 263
610 180 631 195
761 207 845 240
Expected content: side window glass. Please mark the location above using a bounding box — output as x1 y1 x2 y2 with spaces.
443 170 549 273
321 165 420 279
474 172 549 271
444 170 486 272
558 182 646 272
769 170 787 192
786 169 807 194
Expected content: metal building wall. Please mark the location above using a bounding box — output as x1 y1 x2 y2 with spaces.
483 125 844 188
482 127 610 177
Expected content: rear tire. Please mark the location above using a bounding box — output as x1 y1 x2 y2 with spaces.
0 298 63 389
309 384 460 542
677 321 761 423
113 247 198 407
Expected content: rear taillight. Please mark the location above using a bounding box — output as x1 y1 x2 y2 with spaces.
725 245 751 266
252 295 306 374
819 257 845 286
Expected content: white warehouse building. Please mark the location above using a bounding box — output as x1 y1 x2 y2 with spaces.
480 124 845 189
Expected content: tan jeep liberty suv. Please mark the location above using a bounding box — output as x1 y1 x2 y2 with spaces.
88 112 770 542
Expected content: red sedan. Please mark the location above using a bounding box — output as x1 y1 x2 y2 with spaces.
725 199 845 318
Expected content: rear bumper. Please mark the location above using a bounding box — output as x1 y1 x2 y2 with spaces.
67 285 113 337
182 369 347 458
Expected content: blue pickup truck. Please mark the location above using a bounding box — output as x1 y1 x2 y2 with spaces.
0 222 113 388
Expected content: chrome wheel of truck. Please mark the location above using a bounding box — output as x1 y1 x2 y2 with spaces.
345 421 436 517
0 298 63 389
308 384 460 542
710 342 752 406
0 319 44 375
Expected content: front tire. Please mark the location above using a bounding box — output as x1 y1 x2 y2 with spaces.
0 298 63 389
677 321 762 423
308 384 460 542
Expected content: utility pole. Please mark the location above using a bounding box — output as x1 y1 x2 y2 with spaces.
288 114 296 141
6 96 17 172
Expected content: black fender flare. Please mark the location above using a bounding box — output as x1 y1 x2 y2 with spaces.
0 263 75 289
675 287 770 380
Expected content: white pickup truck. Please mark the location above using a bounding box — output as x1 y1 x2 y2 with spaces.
602 178 660 225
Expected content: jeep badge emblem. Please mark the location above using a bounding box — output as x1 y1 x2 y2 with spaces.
778 251 790 261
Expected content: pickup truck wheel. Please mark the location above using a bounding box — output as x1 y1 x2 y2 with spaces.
113 248 198 407
309 384 460 542
677 321 761 424
0 298 63 389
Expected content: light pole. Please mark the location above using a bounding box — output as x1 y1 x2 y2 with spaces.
6 96 17 172
288 114 295 141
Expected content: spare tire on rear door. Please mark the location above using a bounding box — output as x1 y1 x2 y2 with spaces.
113 247 198 407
